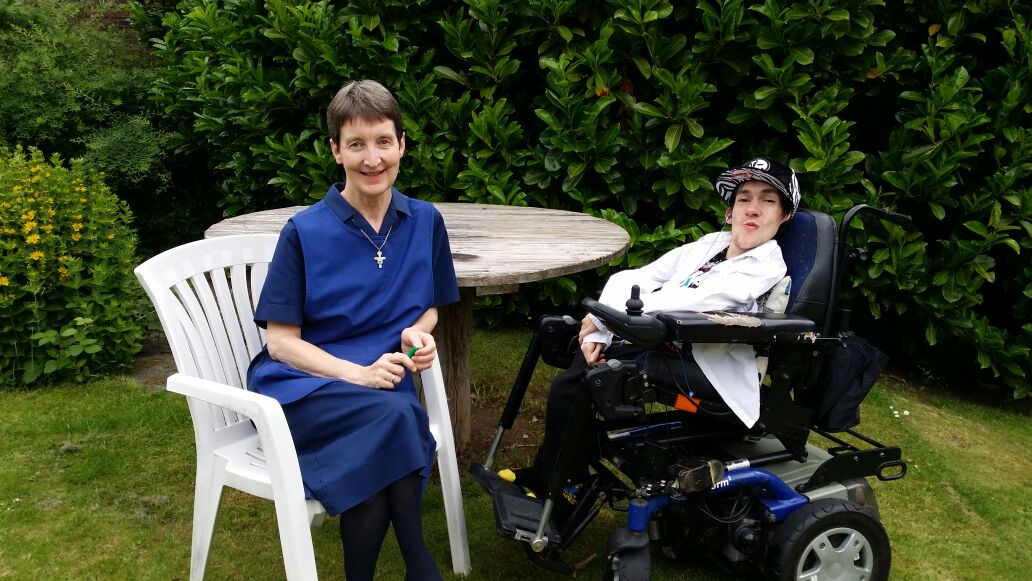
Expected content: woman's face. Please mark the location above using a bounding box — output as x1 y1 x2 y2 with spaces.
726 180 790 257
331 117 405 201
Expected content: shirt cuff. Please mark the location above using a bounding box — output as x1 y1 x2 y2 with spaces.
583 329 613 348
587 313 607 332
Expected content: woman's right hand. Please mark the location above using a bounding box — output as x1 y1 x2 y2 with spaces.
352 352 418 389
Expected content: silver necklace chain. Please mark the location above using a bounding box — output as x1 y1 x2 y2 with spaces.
357 224 393 269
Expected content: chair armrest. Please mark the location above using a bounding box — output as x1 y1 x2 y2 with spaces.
581 298 667 348
656 311 817 344
166 373 307 498
167 372 288 424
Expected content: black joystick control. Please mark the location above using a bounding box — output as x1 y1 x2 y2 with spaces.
625 285 644 316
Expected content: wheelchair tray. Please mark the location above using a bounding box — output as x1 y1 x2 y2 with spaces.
657 311 817 344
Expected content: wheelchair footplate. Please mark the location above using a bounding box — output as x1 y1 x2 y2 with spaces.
493 486 562 546
469 463 563 549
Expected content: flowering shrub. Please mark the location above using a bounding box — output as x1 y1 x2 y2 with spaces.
0 147 143 387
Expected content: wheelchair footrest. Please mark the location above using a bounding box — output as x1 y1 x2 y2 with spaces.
493 486 562 548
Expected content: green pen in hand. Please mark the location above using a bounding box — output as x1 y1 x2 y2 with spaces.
406 345 419 358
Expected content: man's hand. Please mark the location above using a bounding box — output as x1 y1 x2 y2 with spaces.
581 341 606 366
579 315 599 343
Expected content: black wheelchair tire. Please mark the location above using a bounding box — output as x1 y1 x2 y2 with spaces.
767 498 890 581
602 547 651 581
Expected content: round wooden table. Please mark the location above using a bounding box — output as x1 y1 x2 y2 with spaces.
206 203 630 451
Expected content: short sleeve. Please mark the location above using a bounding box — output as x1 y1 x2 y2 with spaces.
431 208 460 307
254 221 305 328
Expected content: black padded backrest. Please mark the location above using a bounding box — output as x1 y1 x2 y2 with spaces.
775 210 836 328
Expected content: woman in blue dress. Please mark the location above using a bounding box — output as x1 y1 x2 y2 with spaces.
247 80 459 580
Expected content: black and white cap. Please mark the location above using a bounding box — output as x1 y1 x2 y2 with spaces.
715 157 801 217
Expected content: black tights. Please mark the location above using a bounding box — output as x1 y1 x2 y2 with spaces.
338 471 442 581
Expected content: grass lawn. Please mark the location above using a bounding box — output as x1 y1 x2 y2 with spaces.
1 327 1030 580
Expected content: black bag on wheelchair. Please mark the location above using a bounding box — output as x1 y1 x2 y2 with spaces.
812 331 889 432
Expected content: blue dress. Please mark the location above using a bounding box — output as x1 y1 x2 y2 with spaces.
247 184 459 515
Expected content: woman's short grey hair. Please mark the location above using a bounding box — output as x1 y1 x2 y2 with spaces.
326 80 403 143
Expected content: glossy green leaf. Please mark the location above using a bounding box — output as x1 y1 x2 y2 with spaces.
664 124 682 152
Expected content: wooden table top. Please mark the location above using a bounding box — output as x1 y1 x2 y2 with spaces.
205 203 630 292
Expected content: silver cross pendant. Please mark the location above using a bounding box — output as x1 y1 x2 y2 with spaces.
374 251 386 269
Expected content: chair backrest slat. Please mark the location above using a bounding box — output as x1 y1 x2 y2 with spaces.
191 271 240 385
207 266 253 388
231 263 264 361
173 277 229 384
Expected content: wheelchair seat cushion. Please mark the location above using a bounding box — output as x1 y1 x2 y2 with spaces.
774 210 836 326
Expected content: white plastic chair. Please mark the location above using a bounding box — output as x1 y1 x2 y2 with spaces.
135 234 471 580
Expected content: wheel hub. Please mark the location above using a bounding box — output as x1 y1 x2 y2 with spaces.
796 526 873 581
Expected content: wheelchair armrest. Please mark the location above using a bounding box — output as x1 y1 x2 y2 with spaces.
656 311 817 344
582 298 667 349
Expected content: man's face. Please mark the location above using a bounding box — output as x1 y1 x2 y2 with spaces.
726 180 790 257
330 117 405 201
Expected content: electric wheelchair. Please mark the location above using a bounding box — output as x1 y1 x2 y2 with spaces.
471 205 910 580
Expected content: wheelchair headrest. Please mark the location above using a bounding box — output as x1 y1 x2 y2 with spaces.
775 210 836 327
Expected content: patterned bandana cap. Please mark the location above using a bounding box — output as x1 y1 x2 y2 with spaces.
714 157 801 217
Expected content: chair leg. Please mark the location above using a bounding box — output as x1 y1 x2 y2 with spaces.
190 458 226 581
271 495 319 580
437 442 472 575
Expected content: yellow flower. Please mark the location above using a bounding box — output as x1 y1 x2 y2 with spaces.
0 275 8 286
30 164 43 172
72 223 83 232
23 221 36 233
79 197 87 204
29 251 44 261
12 185 21 192
107 234 115 240
42 224 53 233
58 255 69 262
25 234 40 244
58 266 69 279
21 210 35 221
71 233 81 242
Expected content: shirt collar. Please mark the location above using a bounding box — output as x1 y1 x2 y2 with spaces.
323 183 413 234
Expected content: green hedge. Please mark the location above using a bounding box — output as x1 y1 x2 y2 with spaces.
0 0 212 254
133 0 1032 398
0 148 144 387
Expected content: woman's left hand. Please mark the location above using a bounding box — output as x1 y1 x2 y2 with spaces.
401 327 437 371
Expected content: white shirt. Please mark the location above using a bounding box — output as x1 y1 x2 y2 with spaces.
584 231 787 427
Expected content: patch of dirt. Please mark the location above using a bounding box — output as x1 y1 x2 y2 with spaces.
462 404 544 465
131 334 177 391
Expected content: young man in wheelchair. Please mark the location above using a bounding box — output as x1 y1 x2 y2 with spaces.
501 157 801 514
474 157 906 580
